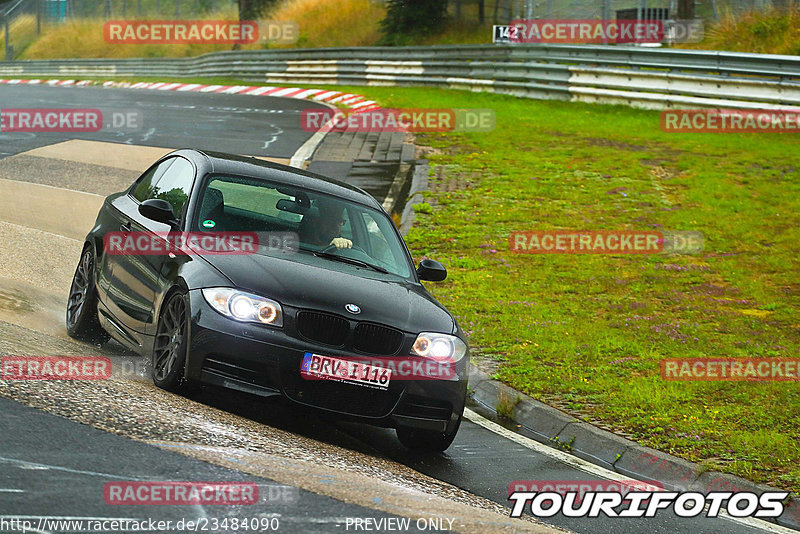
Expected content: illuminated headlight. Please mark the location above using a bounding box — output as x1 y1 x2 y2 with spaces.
202 288 283 327
411 332 467 362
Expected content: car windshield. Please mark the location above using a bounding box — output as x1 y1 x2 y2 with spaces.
193 174 413 278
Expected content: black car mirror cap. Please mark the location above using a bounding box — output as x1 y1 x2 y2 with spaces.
139 198 179 228
417 259 447 282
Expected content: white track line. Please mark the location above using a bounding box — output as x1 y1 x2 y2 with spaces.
464 409 795 534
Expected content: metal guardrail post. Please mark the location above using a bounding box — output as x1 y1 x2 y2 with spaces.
3 15 10 61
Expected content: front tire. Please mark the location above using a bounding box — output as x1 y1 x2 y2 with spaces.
152 291 190 392
66 246 110 345
397 411 463 453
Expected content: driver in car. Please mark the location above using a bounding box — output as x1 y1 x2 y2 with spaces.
299 201 353 249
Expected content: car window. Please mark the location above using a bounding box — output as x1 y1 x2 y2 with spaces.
295 196 409 278
149 157 195 218
206 178 294 219
361 212 394 266
130 157 195 218
130 159 174 202
194 174 412 278
195 176 299 233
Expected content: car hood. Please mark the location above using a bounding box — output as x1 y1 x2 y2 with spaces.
202 252 455 335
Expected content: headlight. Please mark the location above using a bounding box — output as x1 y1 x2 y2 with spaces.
411 332 467 362
202 288 283 327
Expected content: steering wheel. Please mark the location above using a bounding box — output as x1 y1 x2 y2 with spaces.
321 243 367 254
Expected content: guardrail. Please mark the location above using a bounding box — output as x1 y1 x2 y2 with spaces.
2 44 800 110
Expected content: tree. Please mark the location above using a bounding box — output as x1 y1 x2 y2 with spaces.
380 0 449 45
238 0 279 21
677 0 695 20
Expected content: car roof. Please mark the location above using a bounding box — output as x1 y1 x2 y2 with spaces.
170 149 383 210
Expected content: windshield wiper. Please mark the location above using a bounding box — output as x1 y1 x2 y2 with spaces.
313 251 389 273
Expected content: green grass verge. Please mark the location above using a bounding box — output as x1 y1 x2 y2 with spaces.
397 88 800 494
14 75 800 493
318 84 800 494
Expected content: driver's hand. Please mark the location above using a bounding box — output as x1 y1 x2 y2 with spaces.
330 237 352 249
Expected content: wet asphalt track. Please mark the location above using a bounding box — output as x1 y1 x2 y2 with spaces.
0 83 792 534
0 396 435 534
0 83 324 159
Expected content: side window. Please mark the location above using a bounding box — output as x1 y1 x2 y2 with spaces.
196 176 299 232
131 159 174 202
150 158 195 218
361 212 393 265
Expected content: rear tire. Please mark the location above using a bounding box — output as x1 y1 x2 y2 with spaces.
397 411 463 453
65 246 110 345
152 291 191 392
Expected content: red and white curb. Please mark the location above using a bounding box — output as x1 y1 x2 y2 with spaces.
0 78 382 112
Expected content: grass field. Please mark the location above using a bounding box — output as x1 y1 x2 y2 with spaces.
10 75 800 494
383 87 800 494
303 84 799 493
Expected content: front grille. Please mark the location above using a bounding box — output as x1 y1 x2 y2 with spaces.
353 322 404 356
296 310 349 347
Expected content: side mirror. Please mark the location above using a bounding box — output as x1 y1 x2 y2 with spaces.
417 259 447 282
139 198 178 227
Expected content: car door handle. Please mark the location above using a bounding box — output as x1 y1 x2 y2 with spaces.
120 222 132 232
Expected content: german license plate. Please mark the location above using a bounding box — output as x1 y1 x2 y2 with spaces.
300 352 391 390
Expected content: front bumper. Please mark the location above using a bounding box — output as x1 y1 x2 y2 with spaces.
184 289 468 433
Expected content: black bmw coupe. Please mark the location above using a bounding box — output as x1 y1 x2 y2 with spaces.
65 149 468 452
